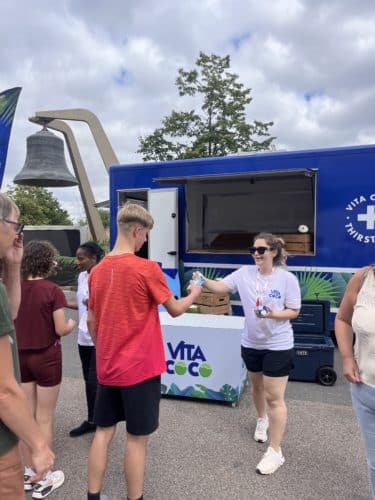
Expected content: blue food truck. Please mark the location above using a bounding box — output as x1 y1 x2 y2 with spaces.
107 144 375 397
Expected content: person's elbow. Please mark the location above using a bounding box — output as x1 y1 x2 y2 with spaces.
0 376 19 409
168 307 181 318
163 296 186 318
289 308 300 320
53 311 75 337
164 301 182 318
55 324 69 336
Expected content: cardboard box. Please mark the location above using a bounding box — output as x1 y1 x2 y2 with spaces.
277 233 312 253
194 292 230 307
198 304 230 315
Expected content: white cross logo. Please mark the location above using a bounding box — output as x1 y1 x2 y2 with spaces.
357 205 375 230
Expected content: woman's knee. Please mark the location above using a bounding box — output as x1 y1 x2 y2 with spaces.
264 392 286 409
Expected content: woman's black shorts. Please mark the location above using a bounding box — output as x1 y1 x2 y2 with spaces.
93 375 161 435
241 346 294 377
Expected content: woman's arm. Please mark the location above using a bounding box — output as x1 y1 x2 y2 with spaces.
66 302 78 310
267 308 300 320
87 308 96 344
163 282 202 317
335 267 367 383
0 335 55 480
192 272 232 294
52 308 76 337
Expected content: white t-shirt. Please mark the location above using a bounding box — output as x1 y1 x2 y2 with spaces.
352 269 375 388
76 271 94 346
222 265 301 350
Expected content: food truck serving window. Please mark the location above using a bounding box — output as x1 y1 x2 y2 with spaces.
155 169 316 254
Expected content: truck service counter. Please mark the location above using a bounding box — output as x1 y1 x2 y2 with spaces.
159 312 248 405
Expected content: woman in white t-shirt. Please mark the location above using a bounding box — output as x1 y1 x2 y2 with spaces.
67 241 104 437
194 233 301 475
335 265 375 498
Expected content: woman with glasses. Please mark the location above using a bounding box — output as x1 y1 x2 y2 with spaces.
14 240 76 498
0 195 54 500
194 232 301 475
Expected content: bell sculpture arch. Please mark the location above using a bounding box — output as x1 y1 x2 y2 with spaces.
13 109 119 242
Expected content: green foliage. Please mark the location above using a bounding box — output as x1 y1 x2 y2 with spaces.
6 185 72 225
297 270 341 306
49 256 79 287
98 209 109 228
138 52 275 161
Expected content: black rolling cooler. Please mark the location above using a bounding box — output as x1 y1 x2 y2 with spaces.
289 300 337 386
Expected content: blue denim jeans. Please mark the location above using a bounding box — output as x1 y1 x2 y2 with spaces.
351 382 375 499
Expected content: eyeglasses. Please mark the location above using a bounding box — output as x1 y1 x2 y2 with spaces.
2 218 24 234
249 246 270 255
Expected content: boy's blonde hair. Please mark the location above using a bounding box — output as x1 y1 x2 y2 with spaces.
117 202 154 232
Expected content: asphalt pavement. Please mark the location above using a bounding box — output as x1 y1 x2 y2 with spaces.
46 297 371 500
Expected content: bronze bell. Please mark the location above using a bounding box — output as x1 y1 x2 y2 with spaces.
13 127 78 187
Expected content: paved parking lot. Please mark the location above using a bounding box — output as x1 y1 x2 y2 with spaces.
49 303 371 499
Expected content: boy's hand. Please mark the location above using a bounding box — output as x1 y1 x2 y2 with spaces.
188 280 203 299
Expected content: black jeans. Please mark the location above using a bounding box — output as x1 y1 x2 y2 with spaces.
78 345 97 422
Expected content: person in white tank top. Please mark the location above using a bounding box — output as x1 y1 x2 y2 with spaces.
336 265 375 498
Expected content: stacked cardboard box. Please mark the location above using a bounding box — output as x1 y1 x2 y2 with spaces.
194 291 230 315
277 233 312 253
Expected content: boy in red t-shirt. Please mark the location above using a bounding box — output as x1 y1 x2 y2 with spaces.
87 202 202 500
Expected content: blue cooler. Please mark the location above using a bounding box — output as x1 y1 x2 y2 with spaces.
289 300 337 386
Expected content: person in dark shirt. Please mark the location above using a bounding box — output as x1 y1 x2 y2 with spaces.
15 240 75 498
0 193 54 500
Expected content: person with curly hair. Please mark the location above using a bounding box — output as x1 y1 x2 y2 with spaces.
15 240 76 499
67 241 104 438
193 232 301 475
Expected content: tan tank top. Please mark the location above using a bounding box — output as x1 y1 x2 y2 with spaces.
352 268 375 388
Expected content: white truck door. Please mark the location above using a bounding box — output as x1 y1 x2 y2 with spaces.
148 188 178 270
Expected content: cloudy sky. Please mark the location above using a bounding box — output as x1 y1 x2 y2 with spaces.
1 0 375 222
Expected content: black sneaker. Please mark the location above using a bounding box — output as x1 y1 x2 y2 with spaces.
69 420 96 437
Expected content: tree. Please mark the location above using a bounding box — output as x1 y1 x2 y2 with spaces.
138 52 275 161
6 185 73 225
98 208 109 229
77 209 109 229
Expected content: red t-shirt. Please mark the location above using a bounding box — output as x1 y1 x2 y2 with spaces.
88 254 172 386
15 279 67 350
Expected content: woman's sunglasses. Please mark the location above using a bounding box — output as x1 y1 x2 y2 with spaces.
249 246 270 255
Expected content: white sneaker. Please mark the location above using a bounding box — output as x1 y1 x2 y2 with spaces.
24 466 36 491
32 470 65 499
254 416 269 443
256 446 285 475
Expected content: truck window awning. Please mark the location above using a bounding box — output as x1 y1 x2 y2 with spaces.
153 168 317 184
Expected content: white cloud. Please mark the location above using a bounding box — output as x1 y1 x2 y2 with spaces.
1 0 374 222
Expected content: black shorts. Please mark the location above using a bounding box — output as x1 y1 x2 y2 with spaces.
241 346 294 377
93 375 161 436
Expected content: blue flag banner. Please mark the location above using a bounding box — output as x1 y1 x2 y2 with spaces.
0 87 22 188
